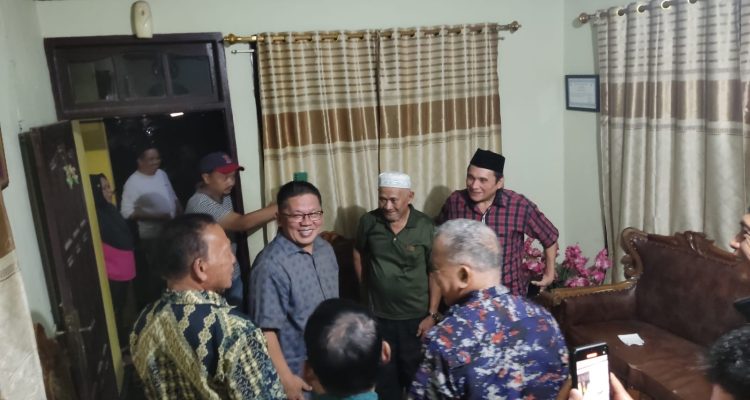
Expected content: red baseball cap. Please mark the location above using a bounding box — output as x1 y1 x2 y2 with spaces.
199 152 245 174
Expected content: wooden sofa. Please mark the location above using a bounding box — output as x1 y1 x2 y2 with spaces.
540 228 750 400
319 231 359 302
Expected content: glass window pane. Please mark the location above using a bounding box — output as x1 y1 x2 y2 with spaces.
67 58 116 104
168 54 213 97
117 53 165 98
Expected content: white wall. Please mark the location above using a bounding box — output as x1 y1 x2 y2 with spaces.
35 0 570 250
0 0 59 332
562 0 620 258
0 0 623 334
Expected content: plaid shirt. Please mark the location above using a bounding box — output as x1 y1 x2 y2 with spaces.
408 285 569 400
437 189 558 296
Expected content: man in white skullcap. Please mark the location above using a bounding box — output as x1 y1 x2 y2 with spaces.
353 172 440 400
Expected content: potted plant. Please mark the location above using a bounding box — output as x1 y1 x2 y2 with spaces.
523 238 612 289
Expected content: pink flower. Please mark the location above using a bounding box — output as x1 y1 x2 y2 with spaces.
526 261 545 275
524 237 542 258
594 249 612 271
589 269 606 285
563 244 589 275
565 276 589 287
523 238 546 275
527 241 610 289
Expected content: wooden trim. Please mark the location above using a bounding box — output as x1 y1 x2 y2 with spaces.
44 32 223 48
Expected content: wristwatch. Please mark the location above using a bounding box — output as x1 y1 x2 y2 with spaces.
429 311 443 324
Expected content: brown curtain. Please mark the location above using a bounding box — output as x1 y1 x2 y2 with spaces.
257 30 381 238
258 24 501 236
596 0 750 280
377 24 502 217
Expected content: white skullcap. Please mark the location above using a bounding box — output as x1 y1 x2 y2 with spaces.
378 172 411 189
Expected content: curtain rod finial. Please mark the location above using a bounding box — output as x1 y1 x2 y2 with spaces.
508 21 521 33
224 33 238 45
578 12 591 24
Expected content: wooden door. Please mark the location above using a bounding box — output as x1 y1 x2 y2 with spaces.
20 121 118 399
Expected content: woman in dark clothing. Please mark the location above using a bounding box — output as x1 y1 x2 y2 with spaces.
90 174 136 348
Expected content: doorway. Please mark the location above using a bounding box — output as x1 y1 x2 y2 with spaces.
103 110 230 206
41 32 241 399
80 109 246 328
77 109 248 399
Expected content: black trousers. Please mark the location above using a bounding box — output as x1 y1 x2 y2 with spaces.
375 317 425 400
134 238 165 311
109 279 131 347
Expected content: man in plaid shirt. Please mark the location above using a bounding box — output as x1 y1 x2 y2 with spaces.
437 149 559 297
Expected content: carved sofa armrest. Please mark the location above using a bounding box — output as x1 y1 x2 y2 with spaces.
537 281 632 308
552 281 637 333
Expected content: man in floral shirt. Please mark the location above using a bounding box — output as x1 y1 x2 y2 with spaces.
408 219 568 399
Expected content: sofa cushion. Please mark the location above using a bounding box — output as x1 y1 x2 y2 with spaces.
567 320 710 400
634 240 750 347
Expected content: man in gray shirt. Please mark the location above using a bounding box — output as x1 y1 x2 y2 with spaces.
249 180 339 400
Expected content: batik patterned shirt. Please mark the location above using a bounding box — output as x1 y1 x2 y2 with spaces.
130 290 284 400
437 189 558 296
408 285 569 400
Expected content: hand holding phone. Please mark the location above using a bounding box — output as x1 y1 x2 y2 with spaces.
571 342 610 400
569 373 633 400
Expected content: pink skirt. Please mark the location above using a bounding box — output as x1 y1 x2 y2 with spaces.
103 243 136 281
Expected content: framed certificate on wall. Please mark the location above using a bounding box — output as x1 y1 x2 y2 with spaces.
565 75 600 112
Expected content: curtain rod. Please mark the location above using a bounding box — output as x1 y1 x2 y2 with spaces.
578 0 698 24
223 21 521 45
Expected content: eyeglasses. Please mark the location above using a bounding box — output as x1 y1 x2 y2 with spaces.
281 210 324 223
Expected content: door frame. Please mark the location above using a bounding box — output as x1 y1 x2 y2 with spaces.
40 32 251 393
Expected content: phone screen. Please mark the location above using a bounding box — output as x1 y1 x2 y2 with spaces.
573 343 610 400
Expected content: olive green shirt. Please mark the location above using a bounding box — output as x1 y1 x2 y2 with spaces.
355 205 434 320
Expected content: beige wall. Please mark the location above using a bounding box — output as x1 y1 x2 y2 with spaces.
0 0 58 332
0 0 617 330
562 0 619 257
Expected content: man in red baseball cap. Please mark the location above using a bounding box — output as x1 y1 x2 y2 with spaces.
185 151 277 306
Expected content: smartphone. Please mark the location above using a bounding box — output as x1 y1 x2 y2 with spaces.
571 342 610 400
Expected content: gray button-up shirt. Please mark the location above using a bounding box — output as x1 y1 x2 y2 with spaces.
248 233 339 376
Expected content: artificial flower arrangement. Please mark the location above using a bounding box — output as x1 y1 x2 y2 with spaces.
523 238 612 288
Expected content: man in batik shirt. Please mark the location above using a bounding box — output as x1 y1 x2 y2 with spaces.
130 214 284 399
409 218 568 399
437 148 559 297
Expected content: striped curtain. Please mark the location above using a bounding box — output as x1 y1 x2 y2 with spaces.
257 24 501 236
257 31 381 238
596 0 750 279
377 24 501 217
0 193 46 399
